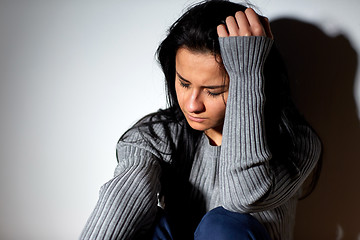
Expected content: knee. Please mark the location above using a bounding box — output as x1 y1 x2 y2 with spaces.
194 207 270 240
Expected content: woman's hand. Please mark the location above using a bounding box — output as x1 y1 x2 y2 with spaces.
217 8 273 39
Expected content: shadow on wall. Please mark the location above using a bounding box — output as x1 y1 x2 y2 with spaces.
271 18 360 240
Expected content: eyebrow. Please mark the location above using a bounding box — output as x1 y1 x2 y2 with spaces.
176 71 227 89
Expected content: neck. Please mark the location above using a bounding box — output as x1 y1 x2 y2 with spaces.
204 127 223 146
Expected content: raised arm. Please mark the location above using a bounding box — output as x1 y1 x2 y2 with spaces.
217 9 321 212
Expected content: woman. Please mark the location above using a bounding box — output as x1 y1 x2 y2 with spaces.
80 1 322 239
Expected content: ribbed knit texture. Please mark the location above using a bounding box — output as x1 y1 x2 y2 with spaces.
80 36 321 240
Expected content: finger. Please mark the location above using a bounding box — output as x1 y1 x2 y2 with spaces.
225 16 239 36
262 17 274 39
244 8 266 36
217 24 229 37
234 11 251 36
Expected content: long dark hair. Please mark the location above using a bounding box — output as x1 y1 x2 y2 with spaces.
120 0 321 202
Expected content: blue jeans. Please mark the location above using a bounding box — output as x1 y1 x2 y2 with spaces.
152 206 271 240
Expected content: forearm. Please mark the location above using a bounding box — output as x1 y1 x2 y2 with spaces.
80 154 161 239
220 36 272 167
218 36 321 212
219 36 273 212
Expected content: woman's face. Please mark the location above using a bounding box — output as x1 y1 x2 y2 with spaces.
175 47 229 143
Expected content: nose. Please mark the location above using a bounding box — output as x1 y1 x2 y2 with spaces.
187 90 205 113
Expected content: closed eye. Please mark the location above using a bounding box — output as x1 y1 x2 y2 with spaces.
179 79 190 88
176 71 227 97
207 91 223 97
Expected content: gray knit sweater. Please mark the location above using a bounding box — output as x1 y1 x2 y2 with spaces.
80 36 321 240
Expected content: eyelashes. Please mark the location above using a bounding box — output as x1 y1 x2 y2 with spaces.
178 80 224 98
207 91 222 97
179 80 190 89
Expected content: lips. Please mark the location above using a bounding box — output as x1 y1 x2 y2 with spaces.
187 114 206 123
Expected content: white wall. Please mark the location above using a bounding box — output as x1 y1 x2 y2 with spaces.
0 0 359 239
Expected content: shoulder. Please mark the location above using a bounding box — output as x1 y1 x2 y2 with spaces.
117 108 184 163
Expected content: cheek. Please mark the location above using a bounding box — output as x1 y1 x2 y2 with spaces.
208 96 227 118
175 84 184 108
218 92 228 113
216 104 227 118
219 93 228 116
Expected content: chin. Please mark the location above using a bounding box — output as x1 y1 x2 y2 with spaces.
186 120 209 132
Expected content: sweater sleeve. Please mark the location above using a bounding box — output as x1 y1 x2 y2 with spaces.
218 36 321 212
79 141 161 240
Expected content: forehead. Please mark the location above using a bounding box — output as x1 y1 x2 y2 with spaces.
175 47 225 84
